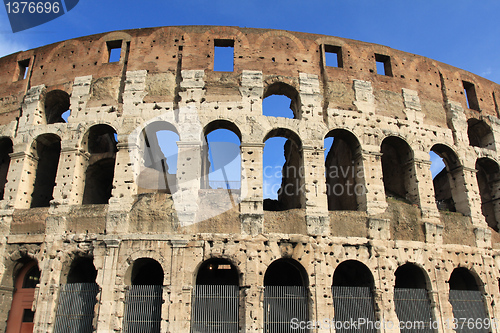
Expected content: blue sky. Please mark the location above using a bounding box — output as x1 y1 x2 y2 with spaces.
1 0 497 198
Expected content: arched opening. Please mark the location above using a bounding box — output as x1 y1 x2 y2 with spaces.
476 158 500 231
0 138 13 200
263 129 304 211
430 144 468 214
6 261 40 333
191 258 239 332
263 259 308 332
332 260 376 332
202 121 241 191
123 258 163 333
137 122 179 194
54 257 99 333
393 263 433 332
448 268 488 333
381 136 416 203
30 134 61 208
324 130 363 211
263 82 299 119
82 125 117 205
44 90 70 124
468 119 494 150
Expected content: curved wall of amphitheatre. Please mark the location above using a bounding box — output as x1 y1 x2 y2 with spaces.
0 26 500 332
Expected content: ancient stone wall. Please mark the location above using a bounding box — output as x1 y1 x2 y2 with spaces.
0 26 499 332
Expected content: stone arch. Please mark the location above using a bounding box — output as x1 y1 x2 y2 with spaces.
44 89 70 124
0 137 13 200
44 39 83 64
125 258 164 286
263 128 304 211
117 251 167 282
475 157 500 231
380 135 416 203
468 118 494 149
29 133 61 208
144 26 193 49
333 260 374 287
264 258 308 287
203 26 250 49
263 81 301 119
255 30 306 53
324 129 363 211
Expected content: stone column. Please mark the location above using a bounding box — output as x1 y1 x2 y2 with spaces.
299 73 322 121
411 157 440 221
302 145 329 235
5 146 37 209
244 241 265 332
359 151 387 215
95 238 121 333
240 143 264 235
460 166 487 226
239 70 264 114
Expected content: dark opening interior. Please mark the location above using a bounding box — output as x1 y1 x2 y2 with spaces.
333 260 373 287
67 257 97 284
476 157 500 231
395 263 427 289
264 259 306 286
467 118 494 149
381 136 413 201
0 138 13 200
18 59 30 81
463 80 480 111
131 258 164 286
44 90 70 124
449 267 479 291
431 144 460 212
196 258 239 285
31 135 61 208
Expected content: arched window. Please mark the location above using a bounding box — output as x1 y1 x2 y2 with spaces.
448 268 488 333
468 119 494 149
123 258 163 333
332 260 376 332
203 121 241 191
137 122 179 194
393 263 433 332
82 125 117 204
30 134 61 208
191 258 239 332
476 158 500 231
381 136 416 203
324 130 363 211
263 129 304 211
54 258 99 333
6 261 40 333
0 138 13 200
44 90 70 124
263 259 308 332
263 82 299 119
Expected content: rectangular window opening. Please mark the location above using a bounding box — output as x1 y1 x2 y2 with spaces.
17 59 30 81
324 45 343 68
107 40 122 63
214 39 234 72
22 309 35 323
375 53 392 76
463 80 479 111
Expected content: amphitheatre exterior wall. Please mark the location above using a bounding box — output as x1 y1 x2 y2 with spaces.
0 26 499 332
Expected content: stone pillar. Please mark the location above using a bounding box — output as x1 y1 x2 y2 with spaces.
460 166 487 226
18 85 46 128
427 291 445 333
302 145 329 235
244 241 265 333
239 70 263 114
240 143 264 235
5 146 37 209
353 80 375 114
69 75 92 122
299 73 322 121
95 238 121 333
359 151 387 215
411 157 440 221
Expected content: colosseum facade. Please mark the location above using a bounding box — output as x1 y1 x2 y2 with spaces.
0 26 500 333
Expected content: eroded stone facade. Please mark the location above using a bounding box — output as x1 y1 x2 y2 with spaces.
0 26 499 332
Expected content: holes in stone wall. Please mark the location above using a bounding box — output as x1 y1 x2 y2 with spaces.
375 53 392 76
0 138 13 200
138 121 179 194
82 125 117 205
381 136 414 202
214 39 234 72
324 45 343 68
263 129 303 211
467 119 494 149
263 82 299 119
324 130 362 211
463 80 479 111
30 134 61 208
476 158 500 231
44 90 70 124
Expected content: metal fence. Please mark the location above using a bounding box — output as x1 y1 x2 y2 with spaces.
264 286 308 333
332 286 377 333
123 285 163 333
394 288 434 333
190 284 239 333
449 290 489 333
53 283 99 333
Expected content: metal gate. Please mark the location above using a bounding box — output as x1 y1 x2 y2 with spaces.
190 285 239 333
449 290 489 333
123 285 163 333
394 288 433 333
53 283 100 333
264 286 308 333
332 286 377 333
